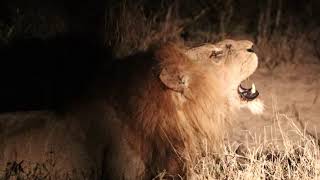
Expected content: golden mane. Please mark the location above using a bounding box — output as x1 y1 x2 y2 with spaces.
105 43 233 177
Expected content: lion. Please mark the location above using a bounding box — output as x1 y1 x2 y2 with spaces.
0 39 263 179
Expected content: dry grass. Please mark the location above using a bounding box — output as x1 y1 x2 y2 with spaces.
0 158 98 180
192 140 320 179
0 160 97 180
105 1 185 58
1 1 319 66
188 108 320 179
0 9 65 44
1 112 320 179
103 1 320 68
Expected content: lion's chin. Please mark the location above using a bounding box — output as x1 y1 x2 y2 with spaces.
244 99 264 114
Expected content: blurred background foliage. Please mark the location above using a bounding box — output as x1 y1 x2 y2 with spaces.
0 0 319 67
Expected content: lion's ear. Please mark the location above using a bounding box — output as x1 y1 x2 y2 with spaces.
159 67 189 92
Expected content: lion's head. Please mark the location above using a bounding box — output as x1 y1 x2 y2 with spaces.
184 39 264 115
149 40 263 156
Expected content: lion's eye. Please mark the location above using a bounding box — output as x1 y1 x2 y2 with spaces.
209 50 223 59
226 44 232 49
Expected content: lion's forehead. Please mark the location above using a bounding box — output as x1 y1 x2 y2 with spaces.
190 40 254 52
214 39 253 50
183 39 257 66
187 44 216 53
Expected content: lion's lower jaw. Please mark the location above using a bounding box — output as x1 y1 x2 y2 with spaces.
244 99 265 114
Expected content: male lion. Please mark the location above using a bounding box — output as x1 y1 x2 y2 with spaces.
0 39 263 179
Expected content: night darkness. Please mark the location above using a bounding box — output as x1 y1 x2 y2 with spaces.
0 0 319 112
0 0 320 179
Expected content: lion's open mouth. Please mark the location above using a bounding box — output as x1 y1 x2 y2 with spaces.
238 83 259 101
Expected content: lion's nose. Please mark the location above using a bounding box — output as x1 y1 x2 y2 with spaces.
247 45 256 53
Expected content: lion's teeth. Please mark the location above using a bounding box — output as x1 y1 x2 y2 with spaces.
251 83 256 93
238 85 243 92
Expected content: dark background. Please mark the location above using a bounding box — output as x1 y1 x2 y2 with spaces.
0 0 319 112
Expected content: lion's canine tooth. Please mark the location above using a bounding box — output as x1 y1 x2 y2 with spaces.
251 83 256 93
238 85 243 92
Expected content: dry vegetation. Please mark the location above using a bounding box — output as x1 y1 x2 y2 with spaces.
2 119 320 179
104 0 320 66
1 160 97 180
1 0 319 64
190 114 320 179
2 114 320 180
